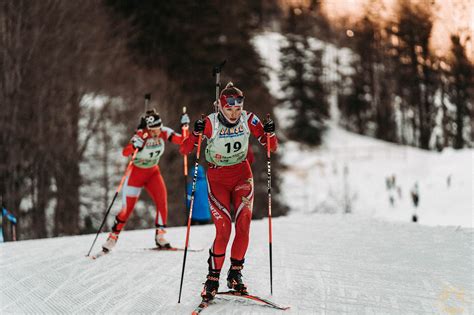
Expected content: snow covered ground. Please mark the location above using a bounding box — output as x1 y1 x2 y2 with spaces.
1 213 472 314
2 125 471 314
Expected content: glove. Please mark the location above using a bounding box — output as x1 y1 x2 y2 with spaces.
181 113 190 126
263 118 275 133
131 134 145 150
193 118 205 134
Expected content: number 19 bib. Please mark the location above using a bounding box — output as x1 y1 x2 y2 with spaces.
205 112 250 166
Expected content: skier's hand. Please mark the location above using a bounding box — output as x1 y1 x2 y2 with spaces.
193 118 205 135
263 118 275 133
181 113 190 126
131 134 145 150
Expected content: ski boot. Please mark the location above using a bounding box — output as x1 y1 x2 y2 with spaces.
227 258 248 294
201 271 220 301
102 232 119 252
155 227 171 249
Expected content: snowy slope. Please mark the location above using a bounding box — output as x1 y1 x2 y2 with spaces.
279 125 474 228
1 214 472 314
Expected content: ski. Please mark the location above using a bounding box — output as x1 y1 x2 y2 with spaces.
216 290 290 310
90 249 110 260
144 247 204 252
191 299 213 315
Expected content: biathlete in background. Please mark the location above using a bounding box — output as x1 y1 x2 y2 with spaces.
180 82 277 301
102 109 190 251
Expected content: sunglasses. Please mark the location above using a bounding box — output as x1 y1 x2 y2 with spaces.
224 96 244 106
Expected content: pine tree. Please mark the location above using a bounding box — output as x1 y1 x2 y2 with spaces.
393 0 435 149
338 16 376 136
447 35 473 149
279 6 328 146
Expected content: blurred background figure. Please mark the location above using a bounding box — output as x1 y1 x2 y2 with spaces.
411 182 420 222
187 165 211 225
1 203 17 242
387 174 397 207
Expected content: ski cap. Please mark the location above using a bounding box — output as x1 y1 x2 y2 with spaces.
219 82 244 109
144 109 162 129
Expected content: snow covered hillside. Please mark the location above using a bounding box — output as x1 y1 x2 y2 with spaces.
279 125 473 228
1 214 472 314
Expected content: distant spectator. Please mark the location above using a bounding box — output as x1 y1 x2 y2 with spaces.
187 165 211 225
410 182 419 222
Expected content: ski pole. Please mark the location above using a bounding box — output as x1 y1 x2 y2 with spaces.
182 106 189 218
266 113 273 295
212 60 226 113
86 148 139 257
178 115 204 303
144 93 151 112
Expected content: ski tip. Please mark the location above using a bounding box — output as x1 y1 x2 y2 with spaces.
90 249 109 260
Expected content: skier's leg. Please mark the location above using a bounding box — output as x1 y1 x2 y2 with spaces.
228 165 253 292
231 169 254 260
201 176 232 299
207 178 232 271
144 168 170 247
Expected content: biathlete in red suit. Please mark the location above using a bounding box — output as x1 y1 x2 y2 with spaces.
102 108 190 251
180 82 277 300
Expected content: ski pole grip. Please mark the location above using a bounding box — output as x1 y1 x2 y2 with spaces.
144 93 151 101
212 59 227 76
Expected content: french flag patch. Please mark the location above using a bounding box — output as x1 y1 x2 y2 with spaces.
251 116 259 126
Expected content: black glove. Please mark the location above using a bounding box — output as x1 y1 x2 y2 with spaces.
263 118 275 133
193 118 205 134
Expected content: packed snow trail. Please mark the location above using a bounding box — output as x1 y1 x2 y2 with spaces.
1 214 472 314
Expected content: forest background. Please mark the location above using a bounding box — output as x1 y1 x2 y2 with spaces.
1 0 471 240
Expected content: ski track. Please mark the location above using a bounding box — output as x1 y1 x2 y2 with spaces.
1 214 472 314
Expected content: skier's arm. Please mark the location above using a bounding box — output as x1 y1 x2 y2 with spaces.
180 117 211 155
248 113 278 152
161 126 185 145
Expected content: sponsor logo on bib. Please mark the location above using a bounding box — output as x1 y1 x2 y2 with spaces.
219 125 244 137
